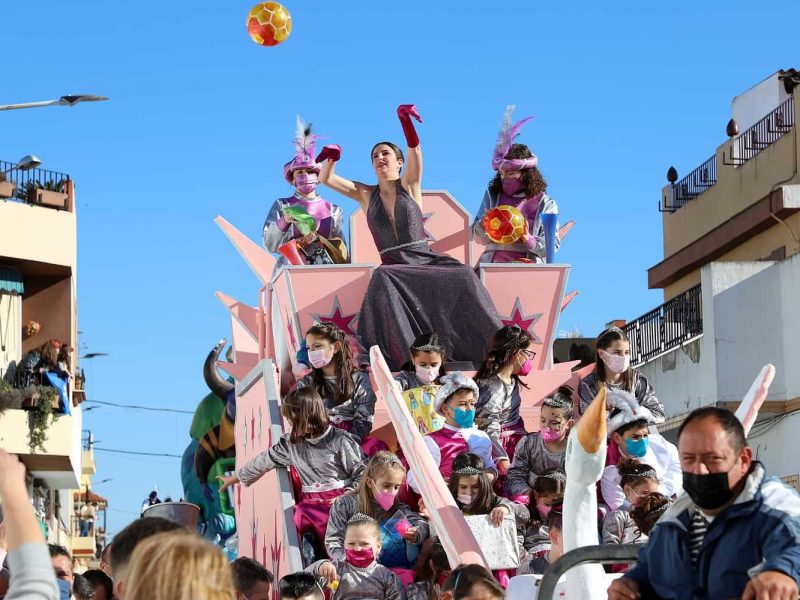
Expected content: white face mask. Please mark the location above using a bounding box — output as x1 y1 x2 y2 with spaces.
308 347 333 369
415 364 440 384
600 350 630 375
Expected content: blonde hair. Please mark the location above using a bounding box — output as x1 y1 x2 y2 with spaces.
123 532 235 600
355 451 406 516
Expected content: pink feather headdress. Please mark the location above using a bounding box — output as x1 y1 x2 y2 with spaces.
492 105 537 172
283 116 321 182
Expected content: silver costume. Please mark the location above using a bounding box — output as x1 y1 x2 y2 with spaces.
235 426 365 491
578 371 666 424
298 371 377 443
602 501 647 545
506 432 566 498
475 375 524 460
306 558 404 600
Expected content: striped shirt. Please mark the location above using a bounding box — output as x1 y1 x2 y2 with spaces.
688 511 710 566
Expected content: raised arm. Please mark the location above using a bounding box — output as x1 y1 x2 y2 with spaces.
317 145 372 211
397 104 423 205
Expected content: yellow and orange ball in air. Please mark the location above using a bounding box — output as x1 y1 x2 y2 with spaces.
247 2 292 46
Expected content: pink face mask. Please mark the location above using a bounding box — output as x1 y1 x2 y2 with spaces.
415 364 439 384
518 353 534 376
308 348 332 369
540 426 563 444
600 350 630 375
501 177 523 196
294 172 318 195
537 502 552 519
373 489 398 511
345 547 375 568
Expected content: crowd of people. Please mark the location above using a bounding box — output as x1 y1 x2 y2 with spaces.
1 106 798 600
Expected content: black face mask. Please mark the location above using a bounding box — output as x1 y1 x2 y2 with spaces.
682 471 735 510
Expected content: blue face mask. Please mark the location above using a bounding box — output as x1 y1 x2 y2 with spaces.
57 579 71 600
625 437 649 458
451 407 476 428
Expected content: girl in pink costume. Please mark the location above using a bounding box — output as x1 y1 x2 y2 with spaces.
262 117 347 268
473 106 560 264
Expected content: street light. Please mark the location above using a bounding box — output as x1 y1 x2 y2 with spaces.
0 94 109 112
1 154 42 175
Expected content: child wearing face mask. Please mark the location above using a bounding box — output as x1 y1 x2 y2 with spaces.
406 542 452 600
297 322 383 454
448 453 520 589
475 325 536 479
520 468 566 559
396 333 448 390
507 388 574 501
600 408 682 511
518 502 564 575
396 333 448 435
325 452 428 583
602 458 659 546
217 388 366 563
406 374 498 494
578 326 665 424
310 514 403 600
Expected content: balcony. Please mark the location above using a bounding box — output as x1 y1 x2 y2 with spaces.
0 161 77 276
0 160 72 211
0 405 82 488
651 92 800 295
624 284 703 368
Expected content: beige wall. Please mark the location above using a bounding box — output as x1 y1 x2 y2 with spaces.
660 94 800 258
0 408 82 488
0 201 77 269
21 277 75 354
663 212 800 299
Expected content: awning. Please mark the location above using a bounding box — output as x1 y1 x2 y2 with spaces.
0 268 24 295
73 490 108 505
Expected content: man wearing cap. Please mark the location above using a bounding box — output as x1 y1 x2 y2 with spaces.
608 406 800 600
600 390 682 511
407 373 497 493
262 116 347 267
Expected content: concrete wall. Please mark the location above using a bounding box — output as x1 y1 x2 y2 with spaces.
732 71 793 133
749 412 800 481
21 277 75 354
663 209 800 300
0 201 77 269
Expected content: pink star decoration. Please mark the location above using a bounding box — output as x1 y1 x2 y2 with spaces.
501 297 543 344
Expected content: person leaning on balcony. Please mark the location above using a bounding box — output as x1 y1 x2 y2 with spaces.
608 407 800 600
578 326 665 424
0 449 60 600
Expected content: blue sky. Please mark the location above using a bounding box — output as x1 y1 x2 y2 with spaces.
2 0 798 537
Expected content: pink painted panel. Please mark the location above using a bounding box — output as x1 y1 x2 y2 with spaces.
234 361 301 585
480 264 569 369
349 191 472 265
270 271 301 393
369 346 487 569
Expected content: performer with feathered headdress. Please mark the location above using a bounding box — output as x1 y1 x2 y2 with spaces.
262 116 348 268
473 106 561 264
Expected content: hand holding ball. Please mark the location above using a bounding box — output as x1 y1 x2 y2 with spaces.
482 205 527 244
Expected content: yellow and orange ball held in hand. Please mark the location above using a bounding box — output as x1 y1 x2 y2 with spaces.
482 205 527 244
247 2 292 47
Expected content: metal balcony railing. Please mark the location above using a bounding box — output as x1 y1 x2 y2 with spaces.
624 284 703 367
0 159 71 208
731 97 795 165
661 155 717 212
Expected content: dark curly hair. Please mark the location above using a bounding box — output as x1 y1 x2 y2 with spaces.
488 143 548 198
